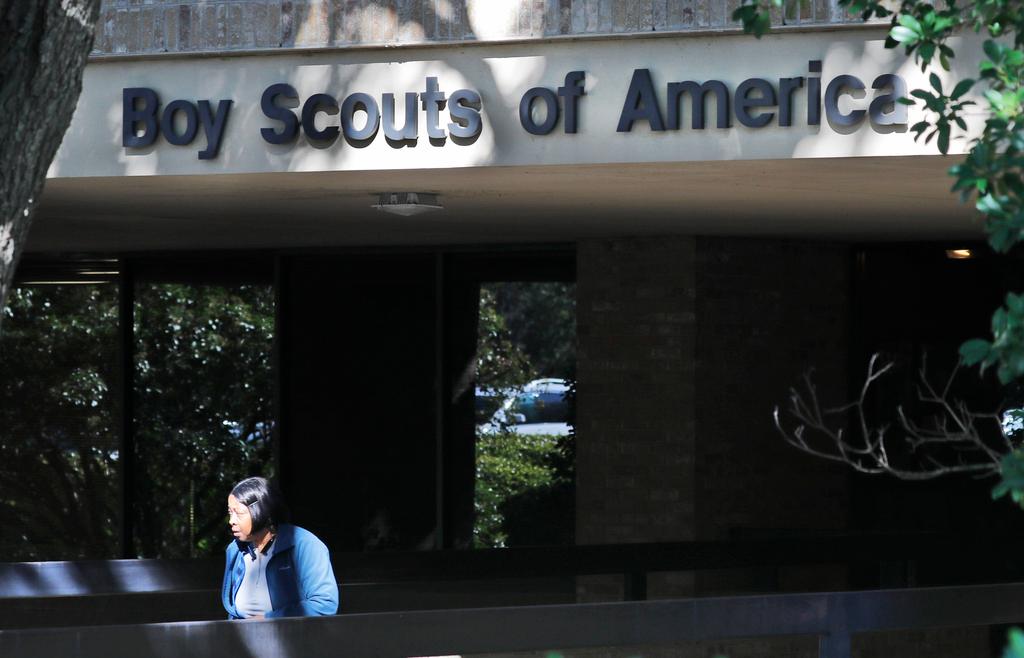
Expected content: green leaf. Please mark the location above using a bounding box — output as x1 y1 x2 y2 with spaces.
890 25 920 44
897 13 922 32
938 124 950 154
986 89 1006 109
984 39 1001 62
933 16 955 33
930 72 943 94
951 78 975 100
960 338 992 365
978 194 1003 214
1008 293 1024 315
1007 627 1024 655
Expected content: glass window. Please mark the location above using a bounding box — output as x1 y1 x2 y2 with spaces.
0 283 121 560
132 282 275 558
474 282 576 549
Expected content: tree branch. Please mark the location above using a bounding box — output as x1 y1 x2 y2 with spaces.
775 354 1010 481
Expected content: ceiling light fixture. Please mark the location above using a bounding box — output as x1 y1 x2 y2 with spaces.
945 248 974 260
372 192 443 217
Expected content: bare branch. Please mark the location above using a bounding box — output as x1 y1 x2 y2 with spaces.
775 354 1008 481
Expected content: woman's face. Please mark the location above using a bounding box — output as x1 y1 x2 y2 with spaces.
227 494 254 542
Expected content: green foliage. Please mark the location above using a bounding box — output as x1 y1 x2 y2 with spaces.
1006 628 1024 658
0 281 276 560
903 73 975 154
877 4 976 156
133 283 275 558
477 286 536 392
488 282 577 381
473 282 577 548
732 0 782 37
950 37 1024 251
960 293 1024 384
474 430 573 548
0 284 121 560
992 450 1024 506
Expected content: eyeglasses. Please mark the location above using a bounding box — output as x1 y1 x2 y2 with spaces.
227 507 250 520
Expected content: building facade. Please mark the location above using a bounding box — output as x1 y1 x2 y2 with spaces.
3 1 1016 656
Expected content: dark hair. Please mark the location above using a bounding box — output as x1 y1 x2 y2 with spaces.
230 477 289 533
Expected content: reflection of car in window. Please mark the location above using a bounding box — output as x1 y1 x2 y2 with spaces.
475 387 509 425
477 378 572 436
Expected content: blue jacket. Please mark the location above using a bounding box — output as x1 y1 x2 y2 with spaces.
222 523 339 618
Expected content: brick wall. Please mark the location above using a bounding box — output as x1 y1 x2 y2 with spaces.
574 236 853 599
575 237 851 591
575 237 698 600
693 238 851 552
93 0 862 56
569 236 991 655
690 238 852 596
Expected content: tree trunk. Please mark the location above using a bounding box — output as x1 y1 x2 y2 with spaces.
0 0 100 330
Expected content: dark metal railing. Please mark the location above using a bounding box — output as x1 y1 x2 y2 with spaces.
4 531 1019 596
3 533 1023 634
2 582 1023 658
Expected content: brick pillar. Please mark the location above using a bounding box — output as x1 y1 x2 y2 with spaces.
575 237 698 601
693 238 851 594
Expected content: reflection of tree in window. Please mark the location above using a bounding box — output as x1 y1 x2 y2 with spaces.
0 284 121 560
474 282 575 549
133 283 274 558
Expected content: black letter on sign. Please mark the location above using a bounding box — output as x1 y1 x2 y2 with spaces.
302 93 340 142
341 92 381 145
383 92 419 144
197 99 232 160
807 60 822 126
735 78 777 128
519 87 559 135
870 74 908 127
448 89 482 143
617 69 664 132
422 77 448 141
557 71 586 133
160 100 199 146
123 87 159 148
261 83 300 144
777 77 803 127
666 81 730 130
824 74 866 129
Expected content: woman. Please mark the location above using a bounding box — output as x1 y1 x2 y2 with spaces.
221 476 339 618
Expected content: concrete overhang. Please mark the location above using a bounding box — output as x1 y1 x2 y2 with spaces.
29 156 980 253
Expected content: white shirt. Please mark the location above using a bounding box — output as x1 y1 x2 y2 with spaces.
235 540 274 618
